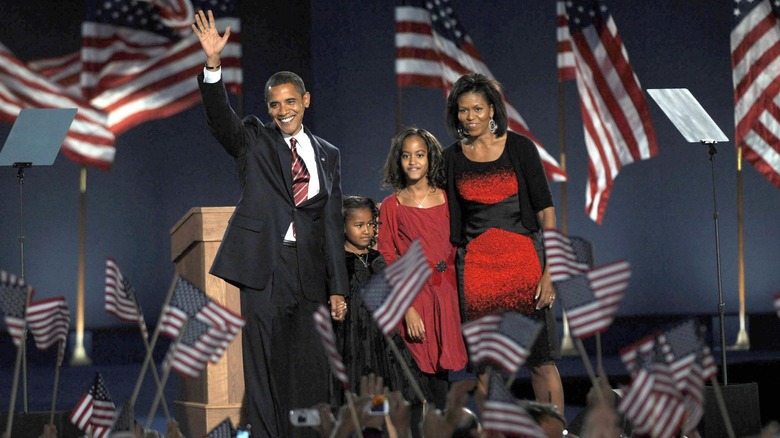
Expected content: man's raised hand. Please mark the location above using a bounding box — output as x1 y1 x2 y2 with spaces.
191 10 230 66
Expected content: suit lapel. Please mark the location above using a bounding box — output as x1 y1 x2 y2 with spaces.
270 124 294 202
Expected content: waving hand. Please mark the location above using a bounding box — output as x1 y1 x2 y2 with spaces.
191 10 230 67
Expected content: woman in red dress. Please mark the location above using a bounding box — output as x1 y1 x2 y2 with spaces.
377 128 468 416
443 73 565 417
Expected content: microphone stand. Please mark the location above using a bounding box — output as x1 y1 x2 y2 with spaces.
13 161 32 413
703 140 727 385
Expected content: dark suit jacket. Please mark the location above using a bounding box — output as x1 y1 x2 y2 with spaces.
198 75 348 301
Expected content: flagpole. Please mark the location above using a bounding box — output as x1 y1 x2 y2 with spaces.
708 377 736 438
144 325 184 431
130 274 179 408
384 335 426 404
131 296 171 419
5 286 32 437
49 343 63 425
730 146 749 350
344 391 362 435
574 338 605 404
557 81 576 357
71 167 92 365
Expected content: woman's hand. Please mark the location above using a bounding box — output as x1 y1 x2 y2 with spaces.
404 307 425 342
535 272 556 310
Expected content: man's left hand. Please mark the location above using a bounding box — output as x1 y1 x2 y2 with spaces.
329 295 347 321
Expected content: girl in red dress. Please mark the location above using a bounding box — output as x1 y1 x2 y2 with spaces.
377 128 468 415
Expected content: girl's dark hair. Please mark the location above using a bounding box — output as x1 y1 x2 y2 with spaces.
382 127 445 191
444 73 508 140
342 195 379 245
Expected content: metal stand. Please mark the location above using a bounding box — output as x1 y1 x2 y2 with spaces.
705 140 728 385
12 162 31 413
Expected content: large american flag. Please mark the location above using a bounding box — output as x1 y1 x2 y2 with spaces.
70 372 117 438
556 1 576 81
0 42 116 170
360 240 431 335
482 372 546 438
26 296 70 366
731 0 780 190
104 257 148 340
555 260 630 338
0 270 30 348
80 0 242 135
560 0 658 223
159 275 244 360
313 304 349 389
543 228 591 282
394 0 566 182
461 312 541 375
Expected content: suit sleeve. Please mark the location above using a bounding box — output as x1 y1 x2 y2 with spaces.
324 149 349 297
198 74 255 158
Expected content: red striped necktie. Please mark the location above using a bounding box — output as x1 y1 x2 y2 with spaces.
290 137 310 206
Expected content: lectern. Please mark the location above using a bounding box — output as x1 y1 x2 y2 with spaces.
169 206 243 437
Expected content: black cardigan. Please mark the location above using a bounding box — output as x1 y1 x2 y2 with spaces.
444 131 554 247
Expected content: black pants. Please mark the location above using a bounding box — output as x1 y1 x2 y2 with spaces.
240 245 329 438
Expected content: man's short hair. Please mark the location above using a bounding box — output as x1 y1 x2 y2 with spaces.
265 71 307 101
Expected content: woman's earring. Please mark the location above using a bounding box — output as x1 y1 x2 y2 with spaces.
489 118 497 134
457 126 465 138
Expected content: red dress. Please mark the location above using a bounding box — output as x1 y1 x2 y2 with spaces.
377 193 468 374
453 151 543 319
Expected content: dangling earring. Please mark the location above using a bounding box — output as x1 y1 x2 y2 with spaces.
457 126 466 138
489 118 497 134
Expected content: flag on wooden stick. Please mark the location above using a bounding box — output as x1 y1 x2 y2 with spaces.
359 240 431 335
313 304 349 389
70 372 117 438
0 270 30 348
555 260 631 338
26 296 69 366
105 258 148 340
461 312 541 375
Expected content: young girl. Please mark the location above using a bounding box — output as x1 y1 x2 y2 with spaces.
377 128 468 412
337 196 411 400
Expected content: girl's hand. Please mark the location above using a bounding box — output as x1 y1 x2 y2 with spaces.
404 307 425 342
535 272 556 310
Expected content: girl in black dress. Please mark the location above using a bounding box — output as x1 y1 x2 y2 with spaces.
335 196 418 404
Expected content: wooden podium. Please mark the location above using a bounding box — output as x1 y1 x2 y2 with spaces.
170 206 244 437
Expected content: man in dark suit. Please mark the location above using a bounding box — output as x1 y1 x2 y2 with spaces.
193 10 348 437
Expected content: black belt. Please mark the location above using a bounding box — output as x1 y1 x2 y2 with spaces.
282 240 297 248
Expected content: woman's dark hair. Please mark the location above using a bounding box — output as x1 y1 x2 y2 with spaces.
444 73 508 140
342 195 379 246
382 127 445 191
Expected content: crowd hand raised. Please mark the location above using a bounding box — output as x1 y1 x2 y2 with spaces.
191 9 230 65
311 402 336 437
359 374 386 431
404 307 425 342
421 380 477 438
330 394 373 438
386 390 411 438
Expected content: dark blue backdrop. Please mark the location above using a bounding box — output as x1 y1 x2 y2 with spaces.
1 1 779 344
